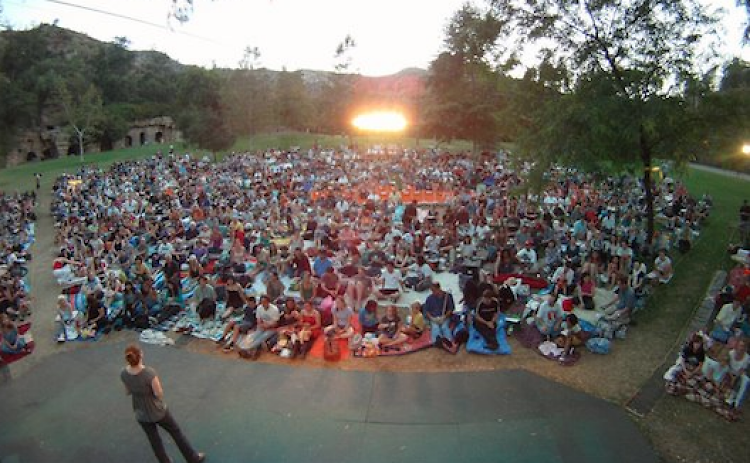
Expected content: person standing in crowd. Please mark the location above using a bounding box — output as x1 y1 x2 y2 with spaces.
120 344 206 463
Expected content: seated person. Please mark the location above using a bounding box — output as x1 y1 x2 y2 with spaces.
550 260 575 297
515 239 538 273
647 249 673 284
265 271 286 303
81 271 103 298
374 261 403 303
84 290 108 332
323 296 355 339
423 282 456 350
316 266 341 300
298 300 322 358
238 295 280 360
494 248 520 275
576 272 596 310
274 298 302 355
217 296 257 352
220 275 248 321
402 302 425 339
711 299 743 343
599 276 635 335
727 339 750 409
130 256 152 283
358 299 380 334
55 294 77 342
702 352 731 398
535 294 563 338
474 290 500 350
378 305 408 349
555 313 583 359
0 314 29 355
404 255 433 292
190 276 217 325
346 267 373 312
670 333 706 388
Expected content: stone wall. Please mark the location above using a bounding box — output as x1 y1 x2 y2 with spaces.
115 116 182 150
4 116 182 167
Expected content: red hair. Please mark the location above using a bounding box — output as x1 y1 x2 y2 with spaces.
125 344 142 367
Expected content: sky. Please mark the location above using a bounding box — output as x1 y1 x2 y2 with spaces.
1 0 748 77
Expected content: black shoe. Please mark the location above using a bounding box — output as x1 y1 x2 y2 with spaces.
434 336 443 347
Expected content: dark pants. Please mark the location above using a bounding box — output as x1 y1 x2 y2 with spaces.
139 410 200 463
474 320 499 350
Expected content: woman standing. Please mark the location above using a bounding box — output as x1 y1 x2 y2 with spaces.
120 345 205 463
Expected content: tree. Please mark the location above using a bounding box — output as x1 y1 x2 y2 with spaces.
423 4 504 150
175 67 235 152
490 0 717 242
274 69 312 131
56 82 104 160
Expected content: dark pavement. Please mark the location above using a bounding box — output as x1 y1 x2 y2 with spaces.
0 341 658 463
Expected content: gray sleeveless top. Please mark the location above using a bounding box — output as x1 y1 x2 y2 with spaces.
120 366 167 423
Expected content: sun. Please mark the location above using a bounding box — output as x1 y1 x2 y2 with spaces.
351 111 408 132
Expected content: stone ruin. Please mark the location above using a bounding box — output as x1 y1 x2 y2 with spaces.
5 116 182 167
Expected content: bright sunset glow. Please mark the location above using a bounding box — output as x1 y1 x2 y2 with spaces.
352 111 408 132
743 144 750 155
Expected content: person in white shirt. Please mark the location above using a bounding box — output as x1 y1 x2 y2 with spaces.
647 249 673 284
516 239 538 272
375 261 403 302
711 300 743 342
727 340 750 409
237 295 280 360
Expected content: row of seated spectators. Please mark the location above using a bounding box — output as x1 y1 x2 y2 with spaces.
0 191 36 362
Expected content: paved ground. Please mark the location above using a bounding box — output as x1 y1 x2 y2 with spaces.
0 340 657 463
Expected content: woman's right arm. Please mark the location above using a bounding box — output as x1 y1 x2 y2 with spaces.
151 375 164 400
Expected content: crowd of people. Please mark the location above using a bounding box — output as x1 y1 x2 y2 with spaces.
664 207 750 420
0 191 36 360
46 147 720 369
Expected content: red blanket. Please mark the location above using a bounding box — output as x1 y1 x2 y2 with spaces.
494 273 548 289
0 322 34 365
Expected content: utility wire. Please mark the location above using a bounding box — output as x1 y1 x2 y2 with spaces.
40 0 220 43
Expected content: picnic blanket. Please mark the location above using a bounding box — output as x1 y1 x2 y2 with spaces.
0 323 34 365
352 329 434 358
466 314 512 355
537 340 582 366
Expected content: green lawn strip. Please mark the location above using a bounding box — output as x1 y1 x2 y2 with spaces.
636 168 746 352
0 145 172 192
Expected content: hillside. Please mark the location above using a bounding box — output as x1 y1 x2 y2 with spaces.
0 24 428 164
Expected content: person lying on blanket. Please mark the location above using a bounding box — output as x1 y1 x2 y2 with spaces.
474 290 500 350
402 302 425 339
555 313 583 360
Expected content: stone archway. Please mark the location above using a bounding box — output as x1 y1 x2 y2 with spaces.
140 132 147 145
155 131 164 144
125 136 133 147
26 151 37 161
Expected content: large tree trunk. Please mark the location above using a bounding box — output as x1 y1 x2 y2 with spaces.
640 126 655 246
78 130 84 161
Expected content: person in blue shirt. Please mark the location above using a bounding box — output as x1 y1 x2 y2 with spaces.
422 282 456 350
312 249 333 278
